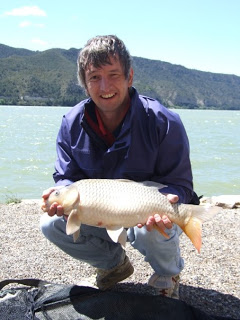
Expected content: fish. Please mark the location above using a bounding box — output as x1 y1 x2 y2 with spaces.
41 179 221 253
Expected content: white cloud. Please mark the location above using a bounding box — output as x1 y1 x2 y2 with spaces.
19 21 32 27
34 23 45 28
19 21 45 28
4 6 46 17
31 38 48 46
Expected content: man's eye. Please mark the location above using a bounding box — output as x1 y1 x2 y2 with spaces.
111 74 120 78
90 75 99 81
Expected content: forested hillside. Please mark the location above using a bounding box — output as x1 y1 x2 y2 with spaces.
0 43 239 109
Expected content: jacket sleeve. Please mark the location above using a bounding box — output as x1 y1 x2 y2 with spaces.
152 110 194 204
53 115 86 186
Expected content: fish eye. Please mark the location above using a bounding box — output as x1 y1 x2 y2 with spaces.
54 190 60 196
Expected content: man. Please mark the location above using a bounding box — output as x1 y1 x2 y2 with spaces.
40 35 195 298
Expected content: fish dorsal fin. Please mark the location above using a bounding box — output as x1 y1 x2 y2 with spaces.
106 227 127 247
66 208 81 236
116 179 167 190
140 181 167 189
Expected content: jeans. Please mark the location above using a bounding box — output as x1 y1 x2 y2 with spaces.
40 213 184 276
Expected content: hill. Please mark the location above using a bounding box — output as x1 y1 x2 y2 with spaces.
0 44 239 109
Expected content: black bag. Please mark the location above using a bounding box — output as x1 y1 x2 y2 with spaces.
0 278 236 320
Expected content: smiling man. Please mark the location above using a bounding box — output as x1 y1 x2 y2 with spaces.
84 56 133 130
40 35 196 299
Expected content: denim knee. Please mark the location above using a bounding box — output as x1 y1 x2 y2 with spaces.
40 213 66 242
127 225 184 276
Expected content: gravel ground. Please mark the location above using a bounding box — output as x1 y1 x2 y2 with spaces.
0 200 239 319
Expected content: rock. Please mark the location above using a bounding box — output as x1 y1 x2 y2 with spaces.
200 195 240 209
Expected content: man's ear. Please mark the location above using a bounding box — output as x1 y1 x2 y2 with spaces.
128 68 134 87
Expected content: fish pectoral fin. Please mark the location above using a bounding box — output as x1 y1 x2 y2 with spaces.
66 208 81 236
181 217 202 254
106 227 127 247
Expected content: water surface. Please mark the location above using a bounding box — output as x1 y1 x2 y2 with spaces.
0 106 239 202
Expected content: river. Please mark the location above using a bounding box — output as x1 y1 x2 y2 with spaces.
0 106 239 202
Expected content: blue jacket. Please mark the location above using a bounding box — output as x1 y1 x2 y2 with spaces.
53 88 194 203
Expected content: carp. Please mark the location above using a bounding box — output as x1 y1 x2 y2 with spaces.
41 179 220 252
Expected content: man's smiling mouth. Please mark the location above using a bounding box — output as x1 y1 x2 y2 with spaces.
101 93 116 99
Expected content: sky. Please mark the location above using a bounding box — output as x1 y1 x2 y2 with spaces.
1 0 240 76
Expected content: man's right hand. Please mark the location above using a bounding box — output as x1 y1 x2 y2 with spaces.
41 187 64 217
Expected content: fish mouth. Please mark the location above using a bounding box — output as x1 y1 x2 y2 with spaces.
41 199 49 212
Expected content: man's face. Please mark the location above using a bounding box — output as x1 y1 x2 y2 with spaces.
85 55 133 115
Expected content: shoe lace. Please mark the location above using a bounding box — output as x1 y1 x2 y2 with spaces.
159 289 169 296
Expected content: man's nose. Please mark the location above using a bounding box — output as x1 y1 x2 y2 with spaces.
100 77 110 91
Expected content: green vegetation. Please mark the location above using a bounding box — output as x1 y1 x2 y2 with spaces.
0 43 240 109
4 192 22 204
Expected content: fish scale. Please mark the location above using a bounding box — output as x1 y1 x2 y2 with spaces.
78 180 171 226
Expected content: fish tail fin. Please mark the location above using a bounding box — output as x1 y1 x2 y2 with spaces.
188 204 221 222
181 204 221 253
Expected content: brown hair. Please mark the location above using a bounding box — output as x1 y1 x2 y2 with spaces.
77 35 132 89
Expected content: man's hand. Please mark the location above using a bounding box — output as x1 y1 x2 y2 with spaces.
137 193 179 233
41 187 64 217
